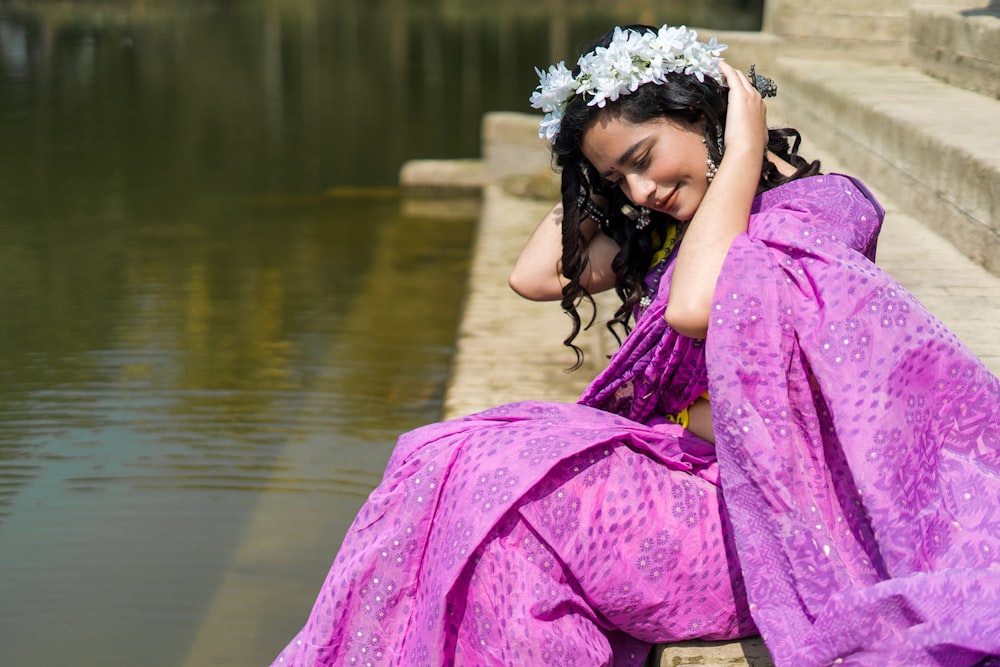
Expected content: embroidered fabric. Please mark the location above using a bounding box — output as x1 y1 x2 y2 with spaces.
271 175 1000 667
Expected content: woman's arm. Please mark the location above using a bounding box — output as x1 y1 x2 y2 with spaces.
509 202 620 301
663 61 770 339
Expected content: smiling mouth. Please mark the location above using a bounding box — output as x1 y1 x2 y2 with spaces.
655 186 679 213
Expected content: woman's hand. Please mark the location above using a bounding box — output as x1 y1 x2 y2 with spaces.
663 61 769 338
718 60 770 165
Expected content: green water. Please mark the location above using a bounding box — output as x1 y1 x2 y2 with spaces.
0 1 762 664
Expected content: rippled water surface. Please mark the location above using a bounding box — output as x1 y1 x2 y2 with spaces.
0 0 762 664
0 190 476 663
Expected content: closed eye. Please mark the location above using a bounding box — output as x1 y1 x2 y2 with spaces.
600 145 651 188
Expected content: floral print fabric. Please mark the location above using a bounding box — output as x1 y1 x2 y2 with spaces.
708 175 1000 666
270 175 1000 666
271 403 754 667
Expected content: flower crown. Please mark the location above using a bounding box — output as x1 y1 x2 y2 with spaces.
529 25 727 142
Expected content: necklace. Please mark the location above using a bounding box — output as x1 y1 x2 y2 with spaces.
638 223 684 313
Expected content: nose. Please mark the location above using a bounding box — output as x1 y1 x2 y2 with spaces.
622 173 656 205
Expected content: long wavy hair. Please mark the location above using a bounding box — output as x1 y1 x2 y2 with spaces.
549 24 821 370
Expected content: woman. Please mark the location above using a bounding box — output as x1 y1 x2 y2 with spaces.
272 25 1000 666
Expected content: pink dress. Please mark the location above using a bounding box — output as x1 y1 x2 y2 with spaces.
271 175 1000 667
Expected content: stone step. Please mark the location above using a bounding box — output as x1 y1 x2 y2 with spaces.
762 0 913 63
653 637 774 667
769 56 1000 276
910 3 1000 98
759 0 979 64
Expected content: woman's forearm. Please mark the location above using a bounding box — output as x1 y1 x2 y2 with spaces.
662 144 761 338
664 61 769 339
509 202 618 301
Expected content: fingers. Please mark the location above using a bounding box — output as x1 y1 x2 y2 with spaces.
716 60 769 158
719 60 756 94
719 60 766 117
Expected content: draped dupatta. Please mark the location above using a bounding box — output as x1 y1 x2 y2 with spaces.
707 175 1000 665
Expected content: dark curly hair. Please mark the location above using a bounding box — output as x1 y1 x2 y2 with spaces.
548 24 821 370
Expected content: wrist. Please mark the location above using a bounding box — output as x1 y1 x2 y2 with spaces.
721 142 766 164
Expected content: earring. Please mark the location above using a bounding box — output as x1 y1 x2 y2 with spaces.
636 207 651 230
703 138 719 183
706 154 718 183
577 191 610 229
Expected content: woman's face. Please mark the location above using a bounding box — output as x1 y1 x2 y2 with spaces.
581 115 709 222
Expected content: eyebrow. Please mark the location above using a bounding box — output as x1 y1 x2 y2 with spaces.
600 138 648 179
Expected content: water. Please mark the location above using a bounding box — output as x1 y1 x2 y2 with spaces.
0 1 763 664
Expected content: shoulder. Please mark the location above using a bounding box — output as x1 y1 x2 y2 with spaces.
753 174 881 217
749 174 885 256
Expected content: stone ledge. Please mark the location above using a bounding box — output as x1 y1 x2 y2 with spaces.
654 637 773 667
910 3 1000 98
399 158 487 198
482 111 554 182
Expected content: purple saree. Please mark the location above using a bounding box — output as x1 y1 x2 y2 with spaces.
271 175 1000 667
707 175 1000 666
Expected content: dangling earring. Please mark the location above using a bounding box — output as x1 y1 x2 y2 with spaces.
703 138 719 184
636 207 651 230
706 153 718 183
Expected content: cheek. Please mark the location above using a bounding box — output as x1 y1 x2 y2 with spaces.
618 181 634 201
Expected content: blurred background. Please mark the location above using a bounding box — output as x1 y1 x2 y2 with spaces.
0 0 762 664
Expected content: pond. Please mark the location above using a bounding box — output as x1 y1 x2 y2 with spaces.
0 1 763 664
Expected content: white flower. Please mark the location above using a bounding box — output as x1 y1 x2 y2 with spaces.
529 62 575 113
530 25 728 142
537 109 564 142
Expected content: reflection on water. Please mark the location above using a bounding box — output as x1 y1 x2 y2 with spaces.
0 0 762 664
0 190 476 664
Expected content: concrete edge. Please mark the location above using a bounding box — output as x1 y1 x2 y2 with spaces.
399 158 488 197
771 57 1000 276
910 3 1000 99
